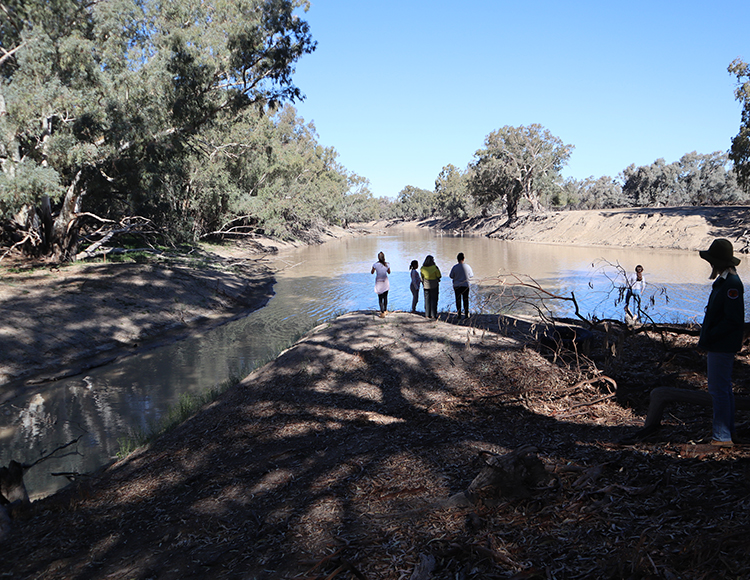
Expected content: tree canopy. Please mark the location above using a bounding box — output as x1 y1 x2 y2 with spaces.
469 124 573 222
0 0 321 259
621 152 742 207
729 58 750 193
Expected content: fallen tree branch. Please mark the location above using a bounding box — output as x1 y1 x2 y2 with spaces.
25 434 85 470
0 232 36 262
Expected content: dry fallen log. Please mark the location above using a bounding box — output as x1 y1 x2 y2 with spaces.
410 554 436 580
467 445 550 503
0 460 29 506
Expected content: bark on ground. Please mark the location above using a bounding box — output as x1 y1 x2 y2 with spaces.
2 311 750 579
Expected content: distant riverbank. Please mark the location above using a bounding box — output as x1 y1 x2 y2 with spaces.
391 205 750 254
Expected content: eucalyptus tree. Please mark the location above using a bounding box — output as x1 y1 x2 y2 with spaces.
0 0 315 259
729 58 750 192
392 185 437 220
621 159 678 206
434 164 475 219
469 124 573 222
622 152 744 208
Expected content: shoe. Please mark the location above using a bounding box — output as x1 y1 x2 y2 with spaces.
379 312 385 318
710 439 734 448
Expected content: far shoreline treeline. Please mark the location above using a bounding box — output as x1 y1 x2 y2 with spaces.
1 4 749 263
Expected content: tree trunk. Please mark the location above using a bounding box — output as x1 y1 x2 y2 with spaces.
523 181 545 214
505 181 522 223
50 169 84 261
505 194 518 223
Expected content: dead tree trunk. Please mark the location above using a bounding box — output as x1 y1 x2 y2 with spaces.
50 169 84 261
467 445 550 503
0 460 30 507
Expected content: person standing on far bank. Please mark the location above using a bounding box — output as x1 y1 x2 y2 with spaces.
409 260 421 313
371 252 391 318
420 255 441 319
624 264 646 318
449 252 474 318
698 238 745 447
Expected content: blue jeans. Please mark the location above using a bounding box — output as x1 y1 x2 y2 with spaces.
707 351 736 441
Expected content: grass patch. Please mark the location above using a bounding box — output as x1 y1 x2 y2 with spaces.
115 312 348 459
116 378 235 458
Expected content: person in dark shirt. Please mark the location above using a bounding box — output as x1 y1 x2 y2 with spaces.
697 238 745 447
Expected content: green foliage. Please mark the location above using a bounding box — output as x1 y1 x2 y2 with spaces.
392 185 438 220
434 164 477 219
622 152 745 207
469 124 573 221
0 163 64 218
0 0 323 258
185 104 377 240
557 176 625 209
729 58 750 192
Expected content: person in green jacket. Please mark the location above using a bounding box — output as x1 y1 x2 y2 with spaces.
420 255 441 319
698 238 745 447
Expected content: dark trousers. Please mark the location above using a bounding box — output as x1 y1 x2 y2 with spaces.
378 291 388 313
454 286 469 315
424 287 439 318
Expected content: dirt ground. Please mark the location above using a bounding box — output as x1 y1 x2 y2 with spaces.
3 208 750 579
3 311 750 579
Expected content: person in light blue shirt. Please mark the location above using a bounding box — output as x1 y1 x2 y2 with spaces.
409 260 421 313
449 253 474 318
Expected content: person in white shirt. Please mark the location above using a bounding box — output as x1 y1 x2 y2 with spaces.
624 264 645 318
449 252 474 318
371 252 391 318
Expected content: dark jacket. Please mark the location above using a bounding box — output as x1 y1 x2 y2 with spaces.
698 272 745 353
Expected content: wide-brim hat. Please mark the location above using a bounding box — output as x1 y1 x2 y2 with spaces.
699 238 741 267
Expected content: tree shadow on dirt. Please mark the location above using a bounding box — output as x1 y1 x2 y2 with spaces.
0 260 275 390
4 311 750 580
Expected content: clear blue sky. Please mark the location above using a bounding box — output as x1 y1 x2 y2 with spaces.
291 1 749 199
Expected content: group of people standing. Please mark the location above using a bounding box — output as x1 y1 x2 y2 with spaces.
371 252 474 319
378 239 747 449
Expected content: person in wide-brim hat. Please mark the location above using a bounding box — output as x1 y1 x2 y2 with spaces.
697 238 745 447
699 238 741 269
